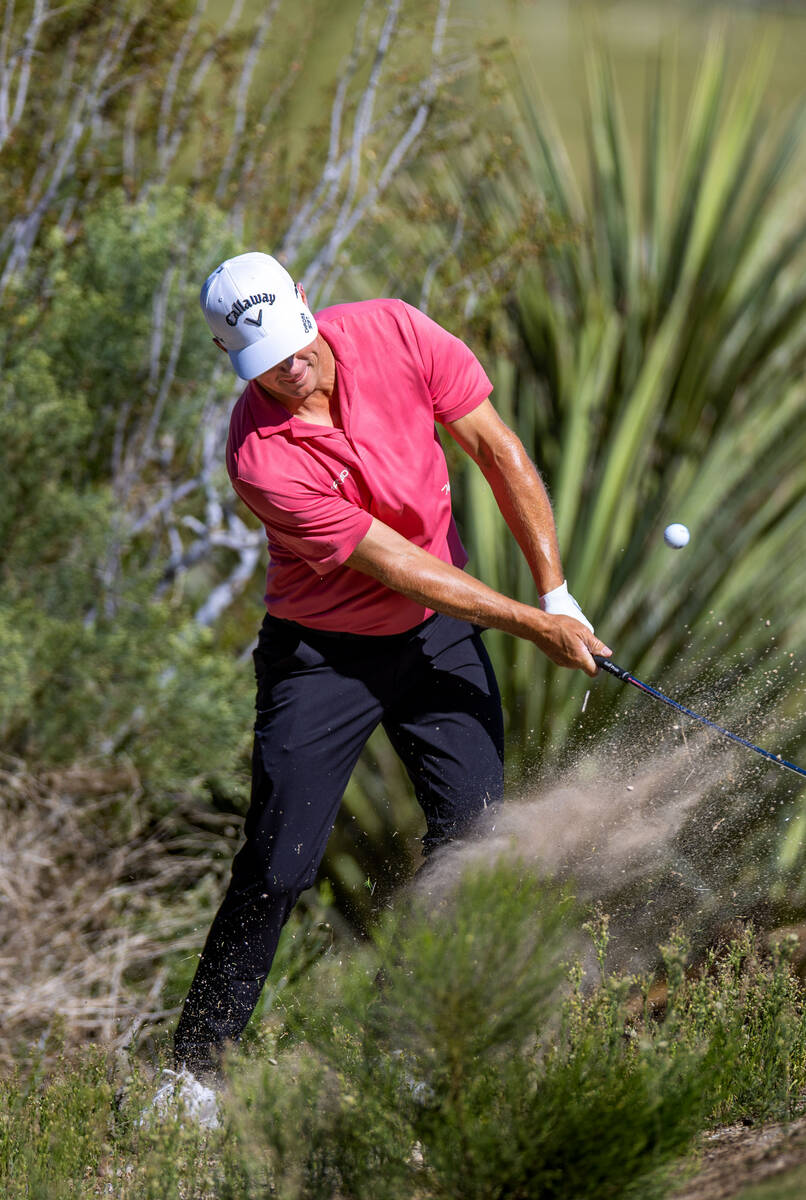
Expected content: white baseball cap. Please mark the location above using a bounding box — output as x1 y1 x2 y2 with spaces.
200 252 318 379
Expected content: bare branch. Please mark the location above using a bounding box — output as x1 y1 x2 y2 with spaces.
0 29 78 262
0 0 50 152
156 0 208 159
214 0 280 201
304 0 452 297
150 0 247 187
344 0 401 212
137 265 189 472
0 12 138 293
0 0 16 143
280 0 377 264
130 479 201 537
194 523 263 626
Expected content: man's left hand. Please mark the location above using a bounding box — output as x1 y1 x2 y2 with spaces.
540 580 594 633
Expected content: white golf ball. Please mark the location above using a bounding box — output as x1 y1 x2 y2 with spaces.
664 522 690 549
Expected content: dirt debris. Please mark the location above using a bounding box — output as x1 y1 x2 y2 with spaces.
672 1116 806 1199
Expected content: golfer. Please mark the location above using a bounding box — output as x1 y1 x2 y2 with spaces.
174 252 611 1077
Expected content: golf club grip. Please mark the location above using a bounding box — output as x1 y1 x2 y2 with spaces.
593 654 631 681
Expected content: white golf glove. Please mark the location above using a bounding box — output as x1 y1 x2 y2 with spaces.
539 580 594 633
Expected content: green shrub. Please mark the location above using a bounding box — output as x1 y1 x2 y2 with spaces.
0 1050 113 1200
661 925 806 1125
4 863 806 1199
222 865 715 1198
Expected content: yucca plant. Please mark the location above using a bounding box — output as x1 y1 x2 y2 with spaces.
313 41 806 926
456 43 806 786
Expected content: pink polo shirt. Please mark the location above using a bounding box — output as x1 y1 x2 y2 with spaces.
226 298 492 634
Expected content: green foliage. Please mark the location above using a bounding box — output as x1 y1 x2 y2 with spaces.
4 861 806 1198
26 193 234 474
221 865 806 1199
0 188 248 784
461 44 806 769
0 1049 113 1200
0 591 248 783
1 189 234 498
662 926 806 1125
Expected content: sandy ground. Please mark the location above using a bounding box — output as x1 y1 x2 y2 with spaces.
672 1117 806 1199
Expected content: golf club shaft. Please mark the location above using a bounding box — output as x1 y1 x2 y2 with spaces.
593 655 806 782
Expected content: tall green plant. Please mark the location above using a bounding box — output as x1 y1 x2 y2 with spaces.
457 44 806 796
281 42 806 924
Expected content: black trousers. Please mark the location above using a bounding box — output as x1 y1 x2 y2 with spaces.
174 611 504 1071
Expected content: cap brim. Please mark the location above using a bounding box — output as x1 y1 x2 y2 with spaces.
229 311 319 380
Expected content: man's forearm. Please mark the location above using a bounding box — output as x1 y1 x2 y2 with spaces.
346 518 609 675
444 400 564 597
477 438 564 597
352 526 544 637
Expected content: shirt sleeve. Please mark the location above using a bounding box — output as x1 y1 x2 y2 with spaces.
400 301 493 424
233 477 373 574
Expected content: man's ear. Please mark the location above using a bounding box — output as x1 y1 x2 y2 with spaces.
212 336 228 353
298 283 308 306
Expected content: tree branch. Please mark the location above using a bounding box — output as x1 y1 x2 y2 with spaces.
0 12 138 293
0 0 50 153
214 0 280 202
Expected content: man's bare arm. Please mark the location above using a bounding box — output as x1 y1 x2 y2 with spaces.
444 399 565 598
346 518 611 677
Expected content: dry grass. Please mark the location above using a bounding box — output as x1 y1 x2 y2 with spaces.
0 756 239 1071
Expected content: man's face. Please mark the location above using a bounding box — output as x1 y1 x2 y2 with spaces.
254 337 323 408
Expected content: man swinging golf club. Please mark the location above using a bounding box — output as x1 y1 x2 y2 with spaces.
173 251 611 1087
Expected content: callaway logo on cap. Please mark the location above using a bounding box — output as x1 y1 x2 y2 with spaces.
200 252 318 380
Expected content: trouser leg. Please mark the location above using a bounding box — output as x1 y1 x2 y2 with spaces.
174 623 384 1072
174 614 506 1071
382 618 504 854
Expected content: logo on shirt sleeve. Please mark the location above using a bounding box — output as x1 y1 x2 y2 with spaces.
332 468 350 490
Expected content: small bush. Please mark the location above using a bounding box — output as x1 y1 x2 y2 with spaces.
0 1049 113 1200
4 863 806 1199
660 925 806 1125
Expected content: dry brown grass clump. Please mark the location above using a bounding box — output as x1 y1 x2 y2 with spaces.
0 757 238 1071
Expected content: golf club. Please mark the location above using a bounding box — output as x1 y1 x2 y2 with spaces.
593 655 806 782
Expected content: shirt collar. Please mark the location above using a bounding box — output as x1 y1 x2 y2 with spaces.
318 317 356 438
244 380 292 437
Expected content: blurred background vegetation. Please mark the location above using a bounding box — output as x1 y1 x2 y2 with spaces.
2 0 806 1063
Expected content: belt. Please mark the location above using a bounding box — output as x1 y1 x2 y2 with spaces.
266 612 439 644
